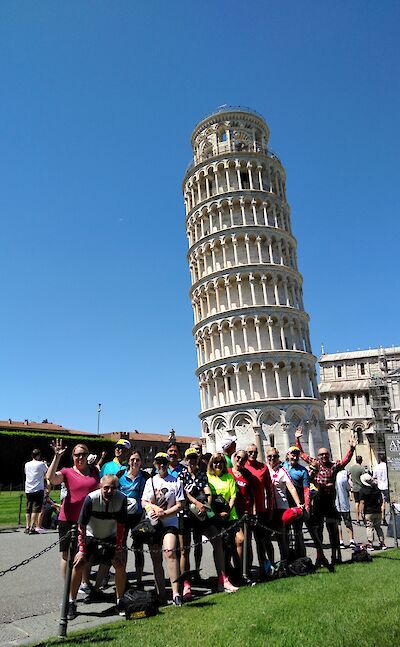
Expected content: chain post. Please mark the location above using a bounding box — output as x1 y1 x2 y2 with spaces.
242 515 249 580
392 504 399 548
59 525 77 638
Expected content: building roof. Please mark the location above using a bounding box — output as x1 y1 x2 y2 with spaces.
318 379 371 394
319 346 400 362
0 420 200 444
0 420 90 436
102 431 200 444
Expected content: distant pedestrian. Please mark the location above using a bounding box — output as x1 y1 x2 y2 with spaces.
359 473 387 552
335 469 357 549
373 454 389 525
348 456 366 525
24 449 48 534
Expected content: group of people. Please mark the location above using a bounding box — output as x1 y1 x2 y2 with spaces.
23 430 390 621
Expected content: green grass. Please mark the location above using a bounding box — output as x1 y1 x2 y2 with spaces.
40 550 400 647
0 490 61 526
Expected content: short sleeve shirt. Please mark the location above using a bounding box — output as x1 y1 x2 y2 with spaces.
24 460 47 493
178 468 209 515
142 473 185 528
207 472 238 520
268 464 292 510
59 467 100 522
118 471 148 515
100 459 126 478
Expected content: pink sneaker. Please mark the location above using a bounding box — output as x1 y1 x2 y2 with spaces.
220 577 238 593
182 582 193 602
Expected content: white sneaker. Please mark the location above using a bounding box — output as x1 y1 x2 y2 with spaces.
78 583 91 594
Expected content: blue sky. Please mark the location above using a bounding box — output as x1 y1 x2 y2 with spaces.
1 1 399 436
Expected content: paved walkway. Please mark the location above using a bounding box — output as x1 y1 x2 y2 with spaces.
0 519 395 646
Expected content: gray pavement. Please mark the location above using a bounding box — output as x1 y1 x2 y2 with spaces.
0 519 395 646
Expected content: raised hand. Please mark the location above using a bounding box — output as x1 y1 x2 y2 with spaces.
295 426 303 439
349 433 357 448
50 438 67 458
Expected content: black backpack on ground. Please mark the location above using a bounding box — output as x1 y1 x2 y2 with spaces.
121 589 159 620
287 557 316 576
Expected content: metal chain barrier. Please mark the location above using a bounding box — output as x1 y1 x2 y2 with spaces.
0 532 67 578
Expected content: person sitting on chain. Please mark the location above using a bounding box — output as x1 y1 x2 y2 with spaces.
295 427 356 567
72 474 128 620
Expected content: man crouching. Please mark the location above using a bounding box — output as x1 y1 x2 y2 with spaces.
70 474 127 619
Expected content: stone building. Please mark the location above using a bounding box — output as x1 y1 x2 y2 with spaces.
319 346 400 466
182 106 326 459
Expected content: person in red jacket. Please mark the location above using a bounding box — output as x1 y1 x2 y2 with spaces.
295 427 356 566
245 444 275 576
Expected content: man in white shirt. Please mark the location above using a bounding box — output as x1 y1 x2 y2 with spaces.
373 454 389 526
24 449 48 534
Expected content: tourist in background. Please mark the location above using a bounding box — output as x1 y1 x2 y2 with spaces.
373 453 389 525
359 473 387 551
349 455 366 525
335 469 357 549
24 448 48 534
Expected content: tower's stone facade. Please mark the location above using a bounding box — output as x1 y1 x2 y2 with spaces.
183 107 327 458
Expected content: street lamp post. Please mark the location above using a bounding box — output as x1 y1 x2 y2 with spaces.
97 403 102 435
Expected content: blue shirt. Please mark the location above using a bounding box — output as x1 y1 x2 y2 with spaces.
283 461 310 503
118 471 147 515
100 459 126 478
168 463 184 479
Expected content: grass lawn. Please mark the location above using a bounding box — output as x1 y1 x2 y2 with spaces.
41 549 400 647
0 490 61 527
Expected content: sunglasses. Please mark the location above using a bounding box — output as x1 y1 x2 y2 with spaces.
213 460 224 465
267 455 279 460
248 450 257 455
103 485 117 490
318 452 329 457
236 456 246 463
74 453 88 458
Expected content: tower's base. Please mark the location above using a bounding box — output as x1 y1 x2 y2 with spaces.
200 399 328 460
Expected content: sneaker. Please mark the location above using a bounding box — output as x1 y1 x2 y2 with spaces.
339 541 345 549
349 540 357 548
24 528 30 534
222 578 239 593
182 583 193 603
379 544 388 551
67 601 77 620
366 544 374 552
116 599 125 616
78 583 91 595
29 528 39 535
172 594 182 607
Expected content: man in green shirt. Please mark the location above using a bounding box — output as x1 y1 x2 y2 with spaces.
349 456 366 525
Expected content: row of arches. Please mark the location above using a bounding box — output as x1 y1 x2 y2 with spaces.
194 314 311 365
184 158 286 213
191 272 304 325
198 360 319 411
188 231 297 283
186 196 291 246
193 119 270 165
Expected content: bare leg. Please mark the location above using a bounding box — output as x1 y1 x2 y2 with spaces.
112 556 127 600
163 532 180 597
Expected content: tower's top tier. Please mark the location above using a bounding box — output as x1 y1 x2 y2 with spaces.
190 106 270 166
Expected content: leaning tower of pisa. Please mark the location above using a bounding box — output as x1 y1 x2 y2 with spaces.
183 107 327 458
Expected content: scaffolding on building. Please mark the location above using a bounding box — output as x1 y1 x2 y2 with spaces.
369 365 393 453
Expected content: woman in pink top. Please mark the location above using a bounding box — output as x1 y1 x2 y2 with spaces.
47 439 99 612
